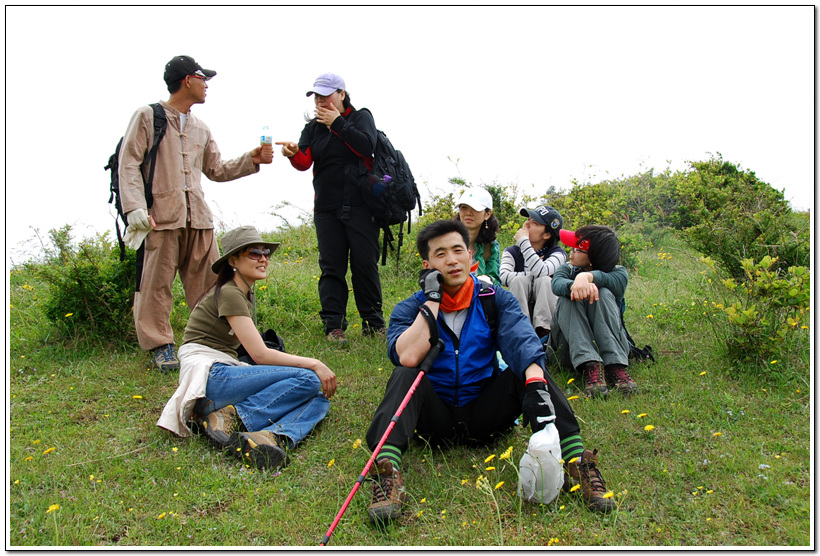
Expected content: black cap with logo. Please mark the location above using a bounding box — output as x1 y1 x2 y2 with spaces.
163 55 216 86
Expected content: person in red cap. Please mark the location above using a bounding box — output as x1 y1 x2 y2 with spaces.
277 72 384 345
548 226 638 397
118 55 273 373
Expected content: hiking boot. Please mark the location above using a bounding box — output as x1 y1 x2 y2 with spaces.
367 459 406 523
566 449 616 513
326 329 349 346
606 365 638 394
198 405 241 449
152 344 180 373
232 430 290 470
581 361 609 398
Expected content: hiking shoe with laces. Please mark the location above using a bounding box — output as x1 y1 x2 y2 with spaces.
367 459 406 523
326 329 349 346
199 405 241 449
231 430 290 470
567 449 616 513
581 361 609 398
606 365 638 394
152 344 180 373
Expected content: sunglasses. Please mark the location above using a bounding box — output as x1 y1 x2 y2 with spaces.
572 247 588 254
245 248 271 261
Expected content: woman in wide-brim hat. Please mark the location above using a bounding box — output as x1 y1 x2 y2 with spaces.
157 225 337 470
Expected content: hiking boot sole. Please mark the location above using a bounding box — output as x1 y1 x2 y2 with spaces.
585 385 610 398
233 433 290 470
367 503 403 523
587 496 617 513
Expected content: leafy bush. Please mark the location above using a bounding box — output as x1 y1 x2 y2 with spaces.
673 155 808 278
701 255 810 369
23 226 137 344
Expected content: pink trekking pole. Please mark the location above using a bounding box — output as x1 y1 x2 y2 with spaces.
319 339 444 546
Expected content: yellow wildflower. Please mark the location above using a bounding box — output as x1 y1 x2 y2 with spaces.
567 395 579 401
172 447 178 452
646 315 654 319
157 512 166 519
420 498 426 503
485 466 496 471
567 378 575 385
644 425 655 431
43 447 55 455
603 492 614 499
569 484 580 492
132 395 143 399
65 313 73 317
24 456 33 462
461 479 468 485
494 481 505 490
637 413 647 418
46 504 60 514
621 409 630 414
484 454 495 463
713 432 722 437
327 459 335 468
32 439 40 444
699 371 707 376
499 446 513 460
352 438 362 449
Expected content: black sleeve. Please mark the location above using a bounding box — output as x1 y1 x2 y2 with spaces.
330 109 377 158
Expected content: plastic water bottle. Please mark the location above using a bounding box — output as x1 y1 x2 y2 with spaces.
517 422 563 504
260 125 272 146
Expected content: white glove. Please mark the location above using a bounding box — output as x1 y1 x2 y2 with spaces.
123 226 150 250
126 208 152 232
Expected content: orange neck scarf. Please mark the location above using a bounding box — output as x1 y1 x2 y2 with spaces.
439 276 474 313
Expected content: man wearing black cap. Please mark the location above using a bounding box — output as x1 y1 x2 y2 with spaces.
118 55 273 373
500 205 567 343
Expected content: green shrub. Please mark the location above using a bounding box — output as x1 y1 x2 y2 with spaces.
701 255 810 370
23 226 137 344
673 155 808 278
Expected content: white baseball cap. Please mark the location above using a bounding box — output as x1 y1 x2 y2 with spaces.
455 187 493 211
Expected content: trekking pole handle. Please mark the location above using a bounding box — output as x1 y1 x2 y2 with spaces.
418 339 444 373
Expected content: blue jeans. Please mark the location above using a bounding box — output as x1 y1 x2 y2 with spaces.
195 363 330 446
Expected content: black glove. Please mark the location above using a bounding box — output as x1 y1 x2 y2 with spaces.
522 380 556 433
418 269 444 303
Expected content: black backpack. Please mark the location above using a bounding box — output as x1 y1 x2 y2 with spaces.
356 108 422 266
104 103 168 261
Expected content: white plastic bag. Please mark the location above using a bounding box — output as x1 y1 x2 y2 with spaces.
517 423 563 504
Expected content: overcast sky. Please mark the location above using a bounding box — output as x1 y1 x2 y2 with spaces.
4 5 814 265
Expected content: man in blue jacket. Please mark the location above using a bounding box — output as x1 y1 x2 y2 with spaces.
365 219 617 523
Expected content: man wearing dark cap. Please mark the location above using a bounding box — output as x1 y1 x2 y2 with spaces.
500 205 567 343
118 55 273 373
548 225 638 398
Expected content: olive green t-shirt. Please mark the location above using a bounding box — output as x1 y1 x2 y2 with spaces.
181 281 253 359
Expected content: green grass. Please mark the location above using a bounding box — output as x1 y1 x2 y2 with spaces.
8 225 810 547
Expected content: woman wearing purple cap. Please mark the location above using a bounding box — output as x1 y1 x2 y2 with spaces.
277 73 384 345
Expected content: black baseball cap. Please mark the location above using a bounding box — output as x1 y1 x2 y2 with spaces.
164 55 216 85
520 205 563 233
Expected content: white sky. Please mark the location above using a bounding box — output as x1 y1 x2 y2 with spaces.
4 5 815 265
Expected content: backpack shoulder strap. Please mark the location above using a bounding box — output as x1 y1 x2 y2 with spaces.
144 103 168 209
478 285 498 340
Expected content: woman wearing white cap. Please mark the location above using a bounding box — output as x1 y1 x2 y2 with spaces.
157 226 336 470
453 187 501 285
277 73 384 345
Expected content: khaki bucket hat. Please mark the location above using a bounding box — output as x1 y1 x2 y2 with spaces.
211 226 280 273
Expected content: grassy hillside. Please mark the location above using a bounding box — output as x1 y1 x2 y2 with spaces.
8 224 810 547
